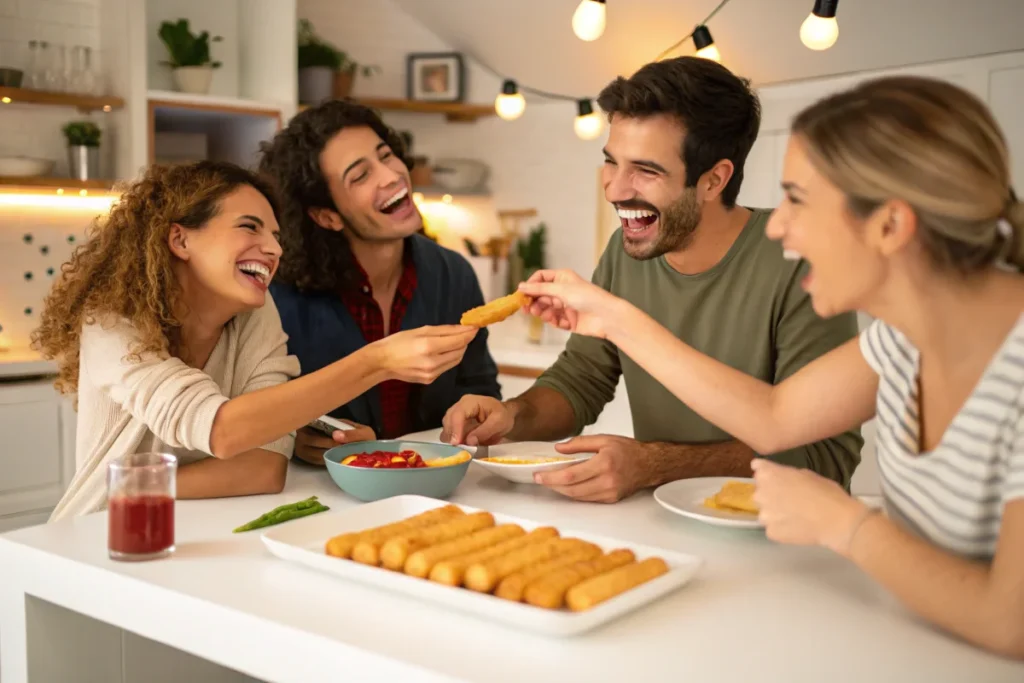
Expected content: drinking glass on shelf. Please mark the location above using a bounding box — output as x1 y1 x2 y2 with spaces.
27 40 45 89
69 45 98 94
107 452 178 562
50 43 69 91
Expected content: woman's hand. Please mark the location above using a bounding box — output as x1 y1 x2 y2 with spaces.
517 269 622 340
751 458 871 556
371 325 478 384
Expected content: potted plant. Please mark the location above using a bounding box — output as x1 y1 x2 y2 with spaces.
297 19 379 104
62 121 101 181
514 223 547 343
158 18 222 95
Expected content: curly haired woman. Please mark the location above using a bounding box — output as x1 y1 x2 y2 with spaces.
35 161 477 520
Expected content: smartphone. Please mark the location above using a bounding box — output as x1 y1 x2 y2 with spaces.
308 414 354 436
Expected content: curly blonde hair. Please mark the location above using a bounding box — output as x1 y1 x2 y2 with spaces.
32 160 280 396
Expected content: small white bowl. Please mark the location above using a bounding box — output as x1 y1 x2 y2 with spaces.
471 441 591 484
0 156 55 177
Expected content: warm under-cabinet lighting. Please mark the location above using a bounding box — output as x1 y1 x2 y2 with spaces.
0 191 116 211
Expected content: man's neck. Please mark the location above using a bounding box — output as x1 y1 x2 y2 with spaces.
664 204 751 275
349 236 406 296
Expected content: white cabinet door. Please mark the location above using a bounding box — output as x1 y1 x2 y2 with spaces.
0 379 65 521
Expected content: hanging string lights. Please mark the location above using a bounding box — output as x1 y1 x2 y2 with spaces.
484 0 840 138
572 0 608 41
800 0 840 50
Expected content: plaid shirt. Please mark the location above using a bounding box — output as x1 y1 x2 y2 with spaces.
339 255 418 439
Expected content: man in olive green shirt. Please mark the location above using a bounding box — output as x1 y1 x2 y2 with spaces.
442 56 862 503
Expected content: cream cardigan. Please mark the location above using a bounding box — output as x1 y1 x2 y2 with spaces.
49 296 301 521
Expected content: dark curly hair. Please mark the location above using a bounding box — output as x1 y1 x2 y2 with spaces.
257 99 412 294
598 56 761 208
32 160 280 395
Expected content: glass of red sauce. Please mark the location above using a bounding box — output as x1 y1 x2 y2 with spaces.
106 452 177 561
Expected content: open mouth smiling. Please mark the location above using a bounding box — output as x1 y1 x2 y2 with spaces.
379 187 411 215
237 260 271 289
617 206 660 237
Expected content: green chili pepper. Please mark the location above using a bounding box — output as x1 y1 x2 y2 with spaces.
233 496 330 532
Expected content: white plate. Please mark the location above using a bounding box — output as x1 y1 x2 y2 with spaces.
261 494 702 637
653 477 763 529
471 441 588 484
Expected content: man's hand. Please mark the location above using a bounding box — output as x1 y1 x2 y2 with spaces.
441 395 516 446
533 435 651 503
293 422 376 466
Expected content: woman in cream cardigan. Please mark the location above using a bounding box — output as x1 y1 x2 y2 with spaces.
35 161 477 520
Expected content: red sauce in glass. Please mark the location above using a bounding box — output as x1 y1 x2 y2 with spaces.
108 495 175 555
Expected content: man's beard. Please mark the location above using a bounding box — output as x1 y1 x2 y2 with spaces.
621 187 702 261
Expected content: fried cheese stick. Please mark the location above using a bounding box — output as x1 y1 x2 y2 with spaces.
404 524 525 578
429 526 559 587
379 511 496 571
463 536 581 594
331 505 463 563
494 541 602 602
565 557 670 611
522 549 635 609
460 291 531 327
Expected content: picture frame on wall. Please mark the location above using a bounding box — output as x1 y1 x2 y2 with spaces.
406 52 465 102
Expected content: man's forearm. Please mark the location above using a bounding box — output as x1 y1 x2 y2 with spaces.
506 386 578 442
640 439 756 488
177 449 288 499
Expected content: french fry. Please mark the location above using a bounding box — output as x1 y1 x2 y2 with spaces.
379 511 495 571
332 505 463 563
565 557 669 611
523 549 635 609
460 291 531 327
429 526 559 587
494 541 602 602
425 450 472 468
404 524 525 578
464 536 581 594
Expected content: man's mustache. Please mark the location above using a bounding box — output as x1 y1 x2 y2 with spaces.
614 200 659 213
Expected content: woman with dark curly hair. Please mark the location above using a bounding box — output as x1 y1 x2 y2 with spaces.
260 99 501 464
36 160 477 520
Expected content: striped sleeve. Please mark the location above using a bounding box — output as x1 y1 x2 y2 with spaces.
858 319 886 375
1006 404 1024 503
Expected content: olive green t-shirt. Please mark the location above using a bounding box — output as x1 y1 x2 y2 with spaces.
534 208 863 487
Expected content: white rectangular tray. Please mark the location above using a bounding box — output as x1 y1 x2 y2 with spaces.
261 495 702 636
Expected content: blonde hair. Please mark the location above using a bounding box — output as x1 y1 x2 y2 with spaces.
791 75 1023 274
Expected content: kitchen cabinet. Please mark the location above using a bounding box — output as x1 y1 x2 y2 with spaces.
0 378 75 533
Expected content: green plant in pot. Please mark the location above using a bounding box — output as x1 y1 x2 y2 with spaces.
297 19 379 104
158 18 222 95
62 121 101 181
513 223 547 342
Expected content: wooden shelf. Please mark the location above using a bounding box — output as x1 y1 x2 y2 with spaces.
0 86 124 113
0 176 116 191
300 98 495 123
147 90 283 119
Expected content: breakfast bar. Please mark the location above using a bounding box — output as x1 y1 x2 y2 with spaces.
2 430 1022 683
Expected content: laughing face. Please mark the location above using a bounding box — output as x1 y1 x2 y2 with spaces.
766 135 888 318
602 113 703 260
315 126 422 242
169 184 283 311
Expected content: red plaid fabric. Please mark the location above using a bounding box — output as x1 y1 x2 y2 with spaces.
339 254 418 439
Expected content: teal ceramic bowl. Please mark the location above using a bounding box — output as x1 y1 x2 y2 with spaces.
323 440 472 502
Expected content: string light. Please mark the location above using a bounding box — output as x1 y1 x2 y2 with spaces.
480 0 845 131
692 25 721 62
574 99 604 140
572 0 607 42
494 80 526 120
800 0 839 50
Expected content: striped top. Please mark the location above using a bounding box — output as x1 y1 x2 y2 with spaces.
859 315 1024 559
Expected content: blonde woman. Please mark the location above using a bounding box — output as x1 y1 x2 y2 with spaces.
35 161 476 520
518 76 1024 658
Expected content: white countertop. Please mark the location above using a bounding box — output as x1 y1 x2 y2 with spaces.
1 430 1020 683
0 346 56 379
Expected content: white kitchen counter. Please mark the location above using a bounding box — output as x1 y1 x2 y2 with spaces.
1 430 1020 683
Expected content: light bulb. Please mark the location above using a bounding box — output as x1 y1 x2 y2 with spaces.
572 0 607 41
574 99 604 140
800 0 839 50
495 80 526 121
692 25 720 63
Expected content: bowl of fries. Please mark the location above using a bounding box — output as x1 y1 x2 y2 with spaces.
323 440 473 502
